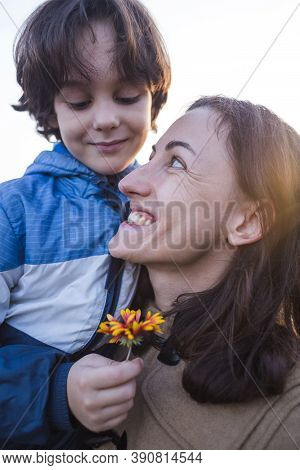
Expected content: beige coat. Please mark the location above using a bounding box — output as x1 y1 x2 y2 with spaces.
122 345 300 449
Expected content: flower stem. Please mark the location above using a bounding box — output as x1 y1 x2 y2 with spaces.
125 344 132 361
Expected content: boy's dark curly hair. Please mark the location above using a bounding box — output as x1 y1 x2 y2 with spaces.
13 0 171 140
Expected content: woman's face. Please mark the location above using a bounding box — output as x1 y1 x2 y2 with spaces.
109 107 242 266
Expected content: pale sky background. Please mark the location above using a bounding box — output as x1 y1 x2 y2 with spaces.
0 0 299 183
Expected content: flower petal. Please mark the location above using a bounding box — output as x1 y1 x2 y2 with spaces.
112 328 126 336
132 321 142 335
125 313 136 326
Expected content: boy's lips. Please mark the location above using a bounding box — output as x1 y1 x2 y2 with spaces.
90 139 129 154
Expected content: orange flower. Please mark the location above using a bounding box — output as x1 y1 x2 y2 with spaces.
98 308 165 348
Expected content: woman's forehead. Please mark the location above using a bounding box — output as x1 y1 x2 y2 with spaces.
158 108 230 168
169 108 225 140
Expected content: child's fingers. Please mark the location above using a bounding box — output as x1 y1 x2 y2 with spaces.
85 399 134 433
95 381 137 407
67 358 143 433
99 413 129 432
77 353 117 369
98 399 134 423
90 357 143 389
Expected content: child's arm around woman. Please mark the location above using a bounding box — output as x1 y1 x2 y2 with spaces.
0 200 143 447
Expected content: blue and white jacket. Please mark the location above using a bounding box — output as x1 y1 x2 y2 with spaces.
0 143 139 449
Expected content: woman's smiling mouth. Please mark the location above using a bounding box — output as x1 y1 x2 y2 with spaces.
127 210 155 226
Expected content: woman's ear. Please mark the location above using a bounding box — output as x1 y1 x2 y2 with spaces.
227 203 263 247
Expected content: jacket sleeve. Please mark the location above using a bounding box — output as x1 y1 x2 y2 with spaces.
0 341 74 449
0 204 75 448
0 204 24 322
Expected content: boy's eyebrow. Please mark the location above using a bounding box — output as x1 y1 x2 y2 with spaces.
60 78 131 89
61 79 89 88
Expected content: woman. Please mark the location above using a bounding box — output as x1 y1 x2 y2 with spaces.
109 96 300 449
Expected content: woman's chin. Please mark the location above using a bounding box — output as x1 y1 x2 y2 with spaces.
109 222 151 262
108 232 142 262
108 234 129 260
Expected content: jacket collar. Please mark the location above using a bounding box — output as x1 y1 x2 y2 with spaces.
24 142 139 188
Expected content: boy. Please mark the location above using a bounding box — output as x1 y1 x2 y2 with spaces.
0 0 170 449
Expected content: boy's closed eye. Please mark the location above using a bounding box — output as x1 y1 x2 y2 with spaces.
65 95 141 110
58 86 91 110
115 95 140 104
66 100 91 110
60 80 146 110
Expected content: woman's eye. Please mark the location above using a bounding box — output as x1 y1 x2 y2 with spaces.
67 100 91 110
117 95 140 104
170 156 186 169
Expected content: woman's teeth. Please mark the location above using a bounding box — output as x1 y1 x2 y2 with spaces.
127 211 153 226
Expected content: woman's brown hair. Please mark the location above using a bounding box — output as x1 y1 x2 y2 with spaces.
136 96 300 403
13 0 171 140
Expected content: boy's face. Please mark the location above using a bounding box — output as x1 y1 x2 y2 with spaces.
52 21 152 175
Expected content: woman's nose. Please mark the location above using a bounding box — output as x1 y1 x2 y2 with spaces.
118 168 152 198
92 102 120 131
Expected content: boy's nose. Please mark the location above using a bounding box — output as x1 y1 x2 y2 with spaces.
92 103 120 131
